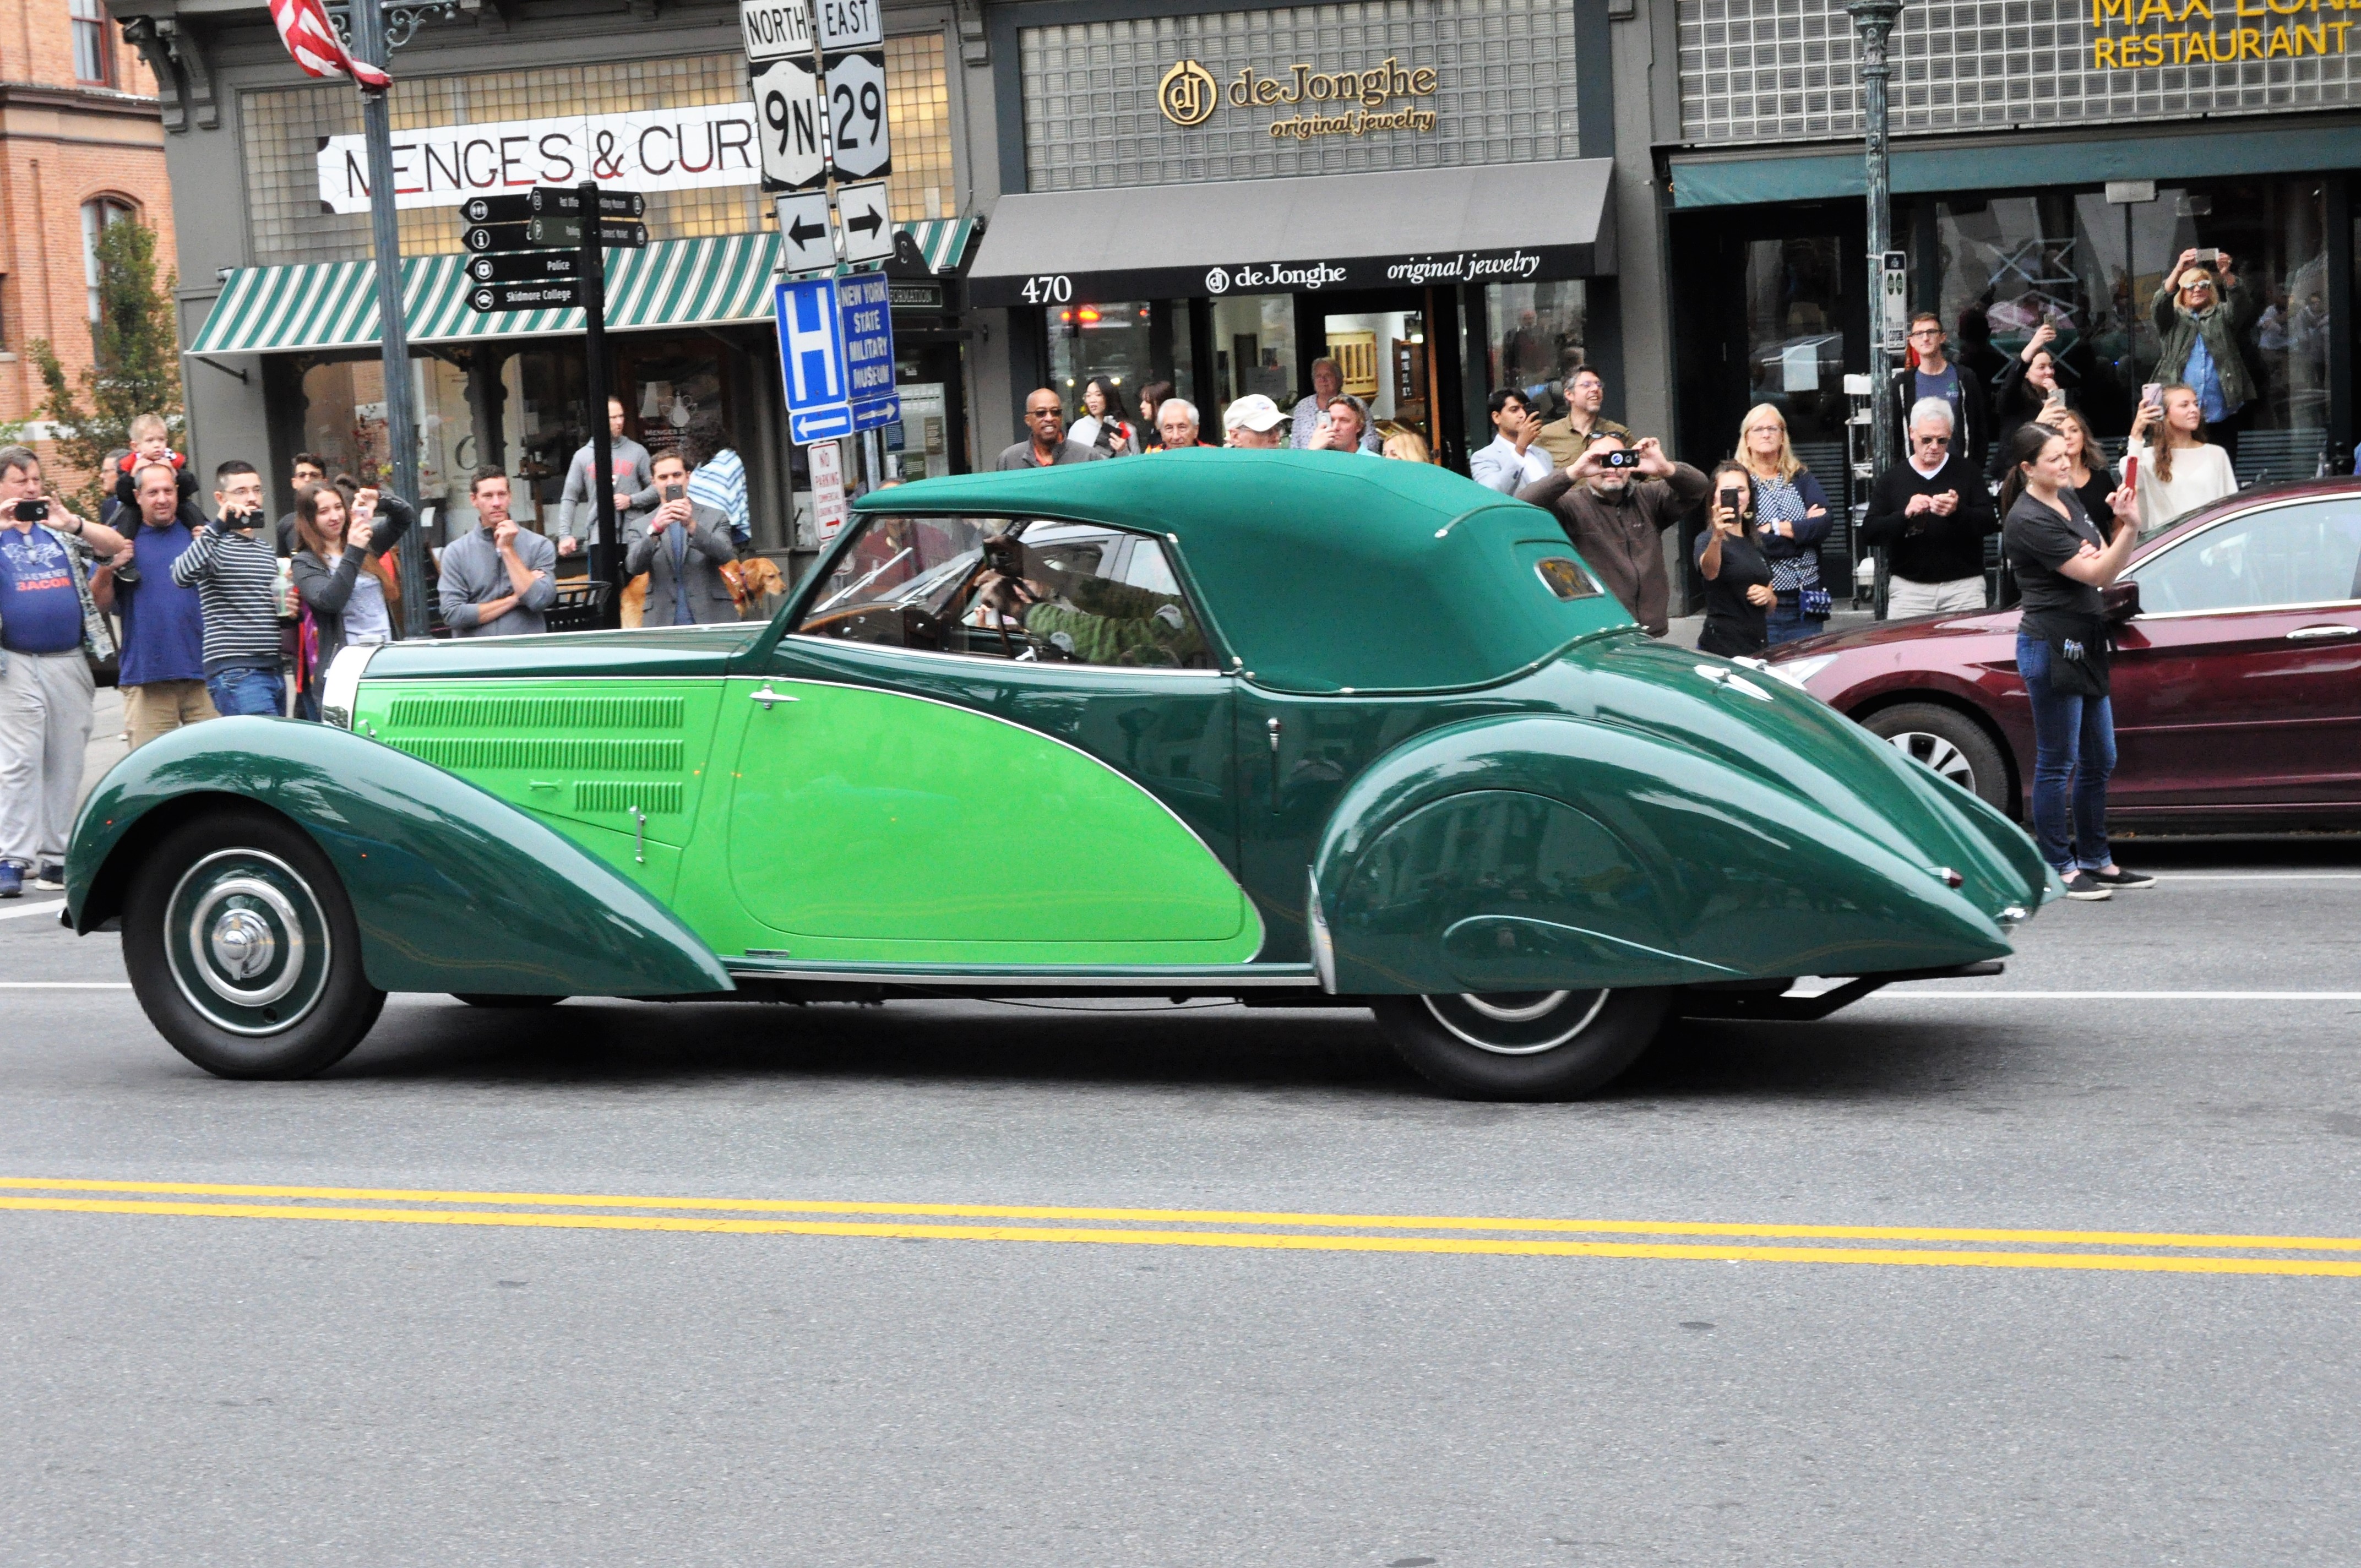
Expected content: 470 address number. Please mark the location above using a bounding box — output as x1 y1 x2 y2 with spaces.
1016 274 1073 304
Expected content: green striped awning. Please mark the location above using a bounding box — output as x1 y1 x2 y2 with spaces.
187 217 978 357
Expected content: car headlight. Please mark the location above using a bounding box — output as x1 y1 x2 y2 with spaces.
319 643 378 729
1762 652 1840 692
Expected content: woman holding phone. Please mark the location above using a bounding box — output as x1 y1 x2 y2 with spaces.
1069 376 1139 457
1694 461 1775 657
2124 382 2237 532
1734 404 1835 644
290 479 410 714
1998 422 2152 900
1988 319 2071 474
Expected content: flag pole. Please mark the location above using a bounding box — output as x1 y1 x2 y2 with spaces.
353 0 427 638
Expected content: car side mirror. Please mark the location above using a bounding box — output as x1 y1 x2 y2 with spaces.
2102 579 2140 624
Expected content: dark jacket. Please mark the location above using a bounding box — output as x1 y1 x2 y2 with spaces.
290 492 414 682
623 500 741 625
2151 279 2259 411
1859 455 1998 585
1888 361 1992 475
1984 355 2074 476
1517 462 1712 636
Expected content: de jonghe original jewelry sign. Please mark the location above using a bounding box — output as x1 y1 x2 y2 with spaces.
976 52 1604 308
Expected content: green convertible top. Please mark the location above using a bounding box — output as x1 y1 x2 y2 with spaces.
847 449 1633 693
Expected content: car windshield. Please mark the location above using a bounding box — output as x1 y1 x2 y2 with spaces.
797 514 1217 669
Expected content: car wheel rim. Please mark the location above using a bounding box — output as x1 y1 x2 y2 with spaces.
164 849 333 1037
1422 990 1612 1055
1885 730 1976 791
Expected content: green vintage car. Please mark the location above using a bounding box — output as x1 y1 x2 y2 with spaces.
65 452 2050 1098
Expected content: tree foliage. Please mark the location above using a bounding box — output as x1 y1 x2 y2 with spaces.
28 216 185 515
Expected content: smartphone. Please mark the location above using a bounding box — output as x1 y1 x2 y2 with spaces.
1717 486 1742 512
2193 247 2219 266
2140 381 2163 410
10 498 48 522
662 482 686 504
2122 454 2139 493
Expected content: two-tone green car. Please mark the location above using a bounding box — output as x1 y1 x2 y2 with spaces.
65 453 2051 1099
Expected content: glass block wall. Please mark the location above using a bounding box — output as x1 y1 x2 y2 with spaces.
1679 0 2361 145
241 40 956 266
1019 0 1580 193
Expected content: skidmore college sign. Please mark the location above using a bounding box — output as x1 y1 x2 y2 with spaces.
1157 55 1440 139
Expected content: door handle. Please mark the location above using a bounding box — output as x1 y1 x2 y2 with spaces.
749 685 799 707
2286 625 2359 640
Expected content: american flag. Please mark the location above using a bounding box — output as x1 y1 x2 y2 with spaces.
266 0 391 90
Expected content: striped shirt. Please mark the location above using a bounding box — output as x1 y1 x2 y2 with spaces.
687 447 750 546
170 521 283 672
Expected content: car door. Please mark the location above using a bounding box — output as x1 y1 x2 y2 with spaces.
2110 494 2361 811
706 511 1256 967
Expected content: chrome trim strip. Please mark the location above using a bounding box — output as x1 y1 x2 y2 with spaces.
318 642 378 728
725 961 1320 989
780 633 1231 678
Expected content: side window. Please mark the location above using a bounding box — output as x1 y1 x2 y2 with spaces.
797 515 1216 669
2134 501 2361 615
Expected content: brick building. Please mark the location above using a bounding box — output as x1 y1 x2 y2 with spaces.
0 0 172 475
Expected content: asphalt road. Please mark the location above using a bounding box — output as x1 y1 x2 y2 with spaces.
2 830 2358 1566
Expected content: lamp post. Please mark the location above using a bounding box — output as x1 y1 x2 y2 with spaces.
1848 0 1904 488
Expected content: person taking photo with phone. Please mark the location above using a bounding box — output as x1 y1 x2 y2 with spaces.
1998 422 2152 901
1470 387 1553 493
1734 404 1837 644
1860 397 1999 617
2150 249 2257 467
1517 434 1710 636
623 453 741 625
2124 381 2237 533
0 446 126 898
1988 319 2074 474
170 460 286 719
290 478 412 706
1694 462 1776 657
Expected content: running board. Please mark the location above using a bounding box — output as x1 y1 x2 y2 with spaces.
724 957 1323 990
1679 961 2005 1022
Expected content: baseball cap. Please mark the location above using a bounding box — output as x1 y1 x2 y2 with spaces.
1222 393 1285 433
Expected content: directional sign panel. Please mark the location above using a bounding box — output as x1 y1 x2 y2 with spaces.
775 190 835 275
823 48 890 180
837 270 899 431
776 277 853 444
466 251 580 283
739 0 812 62
834 178 892 265
816 0 881 50
751 55 826 194
529 187 645 218
470 280 584 313
526 216 646 249
464 223 535 254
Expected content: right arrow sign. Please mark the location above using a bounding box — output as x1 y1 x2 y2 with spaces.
833 178 893 266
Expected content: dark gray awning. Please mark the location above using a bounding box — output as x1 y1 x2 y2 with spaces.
968 158 1614 308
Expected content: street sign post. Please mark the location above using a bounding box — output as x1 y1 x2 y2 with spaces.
740 0 812 61
462 189 645 224
466 251 580 283
751 56 827 193
468 280 583 312
527 215 646 249
819 0 889 181
809 437 847 542
836 270 899 432
776 277 853 443
774 190 835 274
833 178 892 265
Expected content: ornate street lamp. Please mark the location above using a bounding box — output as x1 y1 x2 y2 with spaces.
1848 0 1903 490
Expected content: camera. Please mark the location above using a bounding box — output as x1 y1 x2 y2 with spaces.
111 558 142 588
1599 449 1642 470
11 498 49 523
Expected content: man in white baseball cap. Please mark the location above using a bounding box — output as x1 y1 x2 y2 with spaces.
1222 394 1288 449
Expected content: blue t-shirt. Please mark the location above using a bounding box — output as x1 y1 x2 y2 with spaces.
118 521 207 686
0 525 86 655
1914 362 1965 427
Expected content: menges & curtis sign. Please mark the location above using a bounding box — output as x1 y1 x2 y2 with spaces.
1157 56 1439 140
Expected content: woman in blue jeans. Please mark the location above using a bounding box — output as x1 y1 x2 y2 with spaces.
1996 422 2153 901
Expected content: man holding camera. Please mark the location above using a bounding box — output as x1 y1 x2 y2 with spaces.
623 453 739 626
171 460 289 718
1517 435 1710 637
439 468 557 637
112 461 217 748
0 445 128 897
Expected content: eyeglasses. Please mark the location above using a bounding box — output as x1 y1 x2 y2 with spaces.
1912 434 1951 446
1024 407 1062 420
1908 326 1944 339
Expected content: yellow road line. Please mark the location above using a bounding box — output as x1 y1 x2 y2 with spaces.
2 1195 2358 1276
4 1176 2358 1254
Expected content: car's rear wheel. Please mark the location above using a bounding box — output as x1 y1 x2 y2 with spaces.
123 808 385 1080
1372 988 1672 1101
1862 702 2011 812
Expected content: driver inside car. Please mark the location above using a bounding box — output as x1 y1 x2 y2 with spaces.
971 545 1206 667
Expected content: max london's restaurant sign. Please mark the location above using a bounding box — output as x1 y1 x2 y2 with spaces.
2088 0 2357 63
1157 56 1439 139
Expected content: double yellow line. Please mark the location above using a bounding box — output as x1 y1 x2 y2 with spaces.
5 1177 2358 1277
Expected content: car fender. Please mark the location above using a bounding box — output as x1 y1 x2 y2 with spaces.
1309 714 2011 995
67 717 733 997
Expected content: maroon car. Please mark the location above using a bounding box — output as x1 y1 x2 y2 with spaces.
1765 478 2361 831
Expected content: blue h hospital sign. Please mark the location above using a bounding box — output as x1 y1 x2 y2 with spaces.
773 274 899 445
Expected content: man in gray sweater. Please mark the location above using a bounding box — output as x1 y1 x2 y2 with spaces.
554 396 652 559
438 468 557 637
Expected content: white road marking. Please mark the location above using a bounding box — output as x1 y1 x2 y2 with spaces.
1878 990 2361 1001
0 982 130 990
2140 873 2361 882
0 900 67 922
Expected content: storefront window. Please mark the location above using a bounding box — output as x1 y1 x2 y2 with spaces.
295 353 470 510
1210 293 1296 424
502 349 590 530
1047 300 1152 423
1741 238 1849 476
1939 194 2138 443
1484 281 1587 402
1327 307 1428 446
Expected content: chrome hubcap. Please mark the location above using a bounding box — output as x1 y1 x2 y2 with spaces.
1424 989 1612 1055
1886 730 1976 791
165 851 330 1035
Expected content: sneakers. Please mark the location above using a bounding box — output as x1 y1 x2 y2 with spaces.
33 863 64 891
0 862 19 900
2090 865 2156 890
2061 870 2112 901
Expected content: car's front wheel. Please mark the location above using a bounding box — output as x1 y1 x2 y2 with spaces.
1372 988 1671 1100
123 808 385 1080
1861 702 2011 812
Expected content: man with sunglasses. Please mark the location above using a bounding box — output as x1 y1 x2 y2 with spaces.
1860 397 1998 617
2151 248 2257 467
1886 313 1992 474
995 388 1108 471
